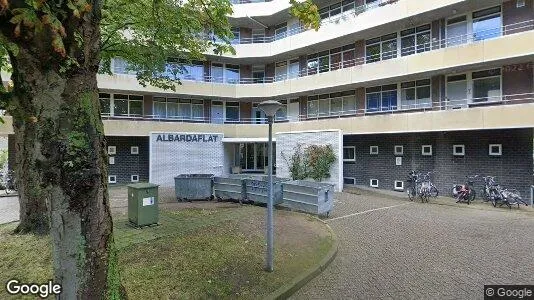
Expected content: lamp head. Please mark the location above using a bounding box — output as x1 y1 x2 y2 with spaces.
258 100 282 117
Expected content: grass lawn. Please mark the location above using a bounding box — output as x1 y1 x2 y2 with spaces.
0 205 333 299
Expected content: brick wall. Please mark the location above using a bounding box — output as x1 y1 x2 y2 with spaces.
343 129 533 200
107 136 149 184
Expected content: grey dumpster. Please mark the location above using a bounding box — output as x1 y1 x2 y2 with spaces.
174 174 213 201
281 180 334 217
243 179 283 205
213 177 245 201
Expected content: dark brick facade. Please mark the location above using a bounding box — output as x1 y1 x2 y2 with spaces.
106 136 149 184
344 129 533 200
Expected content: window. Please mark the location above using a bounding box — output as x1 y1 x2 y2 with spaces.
288 59 300 79
472 68 501 103
153 97 204 120
252 29 266 43
342 44 355 68
517 0 526 8
394 145 403 156
365 33 397 62
113 94 143 117
275 61 288 81
108 146 116 155
276 100 288 120
131 146 139 155
366 84 397 112
225 102 240 122
344 177 356 185
211 63 224 83
307 96 319 117
173 61 204 81
489 144 502 156
401 24 431 56
422 145 432 156
307 54 319 75
274 23 287 40
99 93 111 116
446 15 468 46
131 175 139 183
109 156 115 165
108 175 117 184
370 179 379 188
230 27 240 44
225 64 240 84
394 181 404 190
113 58 135 75
343 146 356 162
318 51 330 73
307 91 357 118
401 79 431 109
252 65 265 83
472 6 501 41
453 145 465 156
370 146 378 155
446 74 468 105
342 0 355 13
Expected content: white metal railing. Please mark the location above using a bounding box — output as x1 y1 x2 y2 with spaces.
232 0 395 44
112 20 534 85
100 93 534 124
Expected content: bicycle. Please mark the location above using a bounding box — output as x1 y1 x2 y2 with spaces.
452 175 478 204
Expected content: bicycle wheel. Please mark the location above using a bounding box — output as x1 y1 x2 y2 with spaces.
430 186 439 197
407 188 415 201
468 189 476 202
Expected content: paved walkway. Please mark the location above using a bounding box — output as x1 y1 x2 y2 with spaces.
293 188 534 299
0 196 19 224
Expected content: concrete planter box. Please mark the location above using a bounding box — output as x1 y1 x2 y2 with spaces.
174 174 213 201
243 179 284 205
281 180 334 217
213 177 245 201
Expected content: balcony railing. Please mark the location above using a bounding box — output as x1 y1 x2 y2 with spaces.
101 93 534 124
231 0 395 44
114 20 533 85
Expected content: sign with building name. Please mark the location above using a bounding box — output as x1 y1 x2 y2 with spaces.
156 134 219 143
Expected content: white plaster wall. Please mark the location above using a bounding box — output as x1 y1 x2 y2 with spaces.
149 132 224 187
275 129 343 191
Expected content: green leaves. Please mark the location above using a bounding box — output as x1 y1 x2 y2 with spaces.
289 0 320 31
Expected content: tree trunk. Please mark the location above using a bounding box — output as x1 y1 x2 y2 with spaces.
9 46 123 300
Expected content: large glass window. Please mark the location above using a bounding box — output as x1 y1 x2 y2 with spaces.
318 94 330 117
178 99 191 119
231 27 240 44
366 85 397 112
211 63 224 83
365 33 398 63
99 93 111 116
318 51 330 73
274 23 287 40
401 25 431 56
342 91 357 114
365 38 381 63
276 100 288 120
472 68 501 102
288 59 300 79
153 97 167 118
252 65 265 83
472 6 501 41
342 44 356 68
307 54 318 75
252 29 266 43
275 61 287 81
381 33 398 60
330 94 343 116
307 90 357 117
446 74 468 106
401 79 431 109
225 101 240 122
446 16 468 46
113 58 135 75
113 94 143 117
192 100 204 120
166 98 179 118
307 96 319 117
225 64 240 84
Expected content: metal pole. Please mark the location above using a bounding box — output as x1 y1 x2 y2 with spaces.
265 116 274 272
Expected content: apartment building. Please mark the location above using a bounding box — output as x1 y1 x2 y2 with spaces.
3 0 534 198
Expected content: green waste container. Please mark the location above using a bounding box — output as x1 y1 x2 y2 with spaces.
127 183 159 226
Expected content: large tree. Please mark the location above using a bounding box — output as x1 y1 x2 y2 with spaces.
0 0 319 297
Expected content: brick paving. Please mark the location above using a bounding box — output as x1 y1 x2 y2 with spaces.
293 190 534 299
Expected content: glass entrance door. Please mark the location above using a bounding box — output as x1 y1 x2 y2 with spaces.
239 143 269 172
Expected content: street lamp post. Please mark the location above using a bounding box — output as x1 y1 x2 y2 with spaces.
258 100 282 272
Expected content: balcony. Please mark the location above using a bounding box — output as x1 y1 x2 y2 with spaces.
100 22 534 98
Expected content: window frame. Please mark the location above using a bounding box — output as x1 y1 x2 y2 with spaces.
394 180 404 190
453 144 465 156
370 178 379 188
131 146 139 155
131 175 140 183
343 146 356 162
109 156 115 165
489 144 502 156
394 145 404 156
421 145 433 156
108 175 117 184
344 177 356 185
108 146 116 155
369 145 379 155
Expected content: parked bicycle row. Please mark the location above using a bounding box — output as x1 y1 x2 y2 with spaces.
406 171 528 209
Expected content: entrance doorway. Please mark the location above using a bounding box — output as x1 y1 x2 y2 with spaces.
236 143 275 172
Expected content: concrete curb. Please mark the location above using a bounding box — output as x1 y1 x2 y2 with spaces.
265 218 339 300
